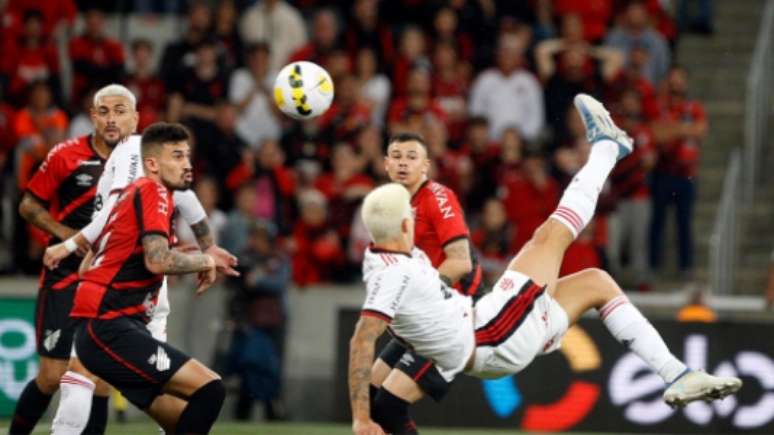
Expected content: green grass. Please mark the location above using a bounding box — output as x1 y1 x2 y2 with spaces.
11 421 615 434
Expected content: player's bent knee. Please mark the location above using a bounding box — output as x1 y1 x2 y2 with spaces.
37 361 68 393
578 268 622 305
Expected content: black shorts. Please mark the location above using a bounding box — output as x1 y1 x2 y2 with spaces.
377 339 452 402
35 284 79 359
74 317 190 410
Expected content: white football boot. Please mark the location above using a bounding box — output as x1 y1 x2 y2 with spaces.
573 93 633 161
663 369 742 408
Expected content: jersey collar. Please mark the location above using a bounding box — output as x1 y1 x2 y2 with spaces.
369 244 412 258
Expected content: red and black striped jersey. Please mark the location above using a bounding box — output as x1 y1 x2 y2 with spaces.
411 180 483 297
26 135 105 290
71 177 175 323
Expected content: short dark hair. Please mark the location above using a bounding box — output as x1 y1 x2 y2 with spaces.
386 132 428 155
141 122 191 159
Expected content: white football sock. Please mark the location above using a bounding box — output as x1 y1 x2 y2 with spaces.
51 371 95 435
600 295 687 384
551 139 618 238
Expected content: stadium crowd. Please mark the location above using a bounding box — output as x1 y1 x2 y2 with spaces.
0 0 711 293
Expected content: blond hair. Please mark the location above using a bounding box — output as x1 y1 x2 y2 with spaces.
361 183 412 243
93 84 137 110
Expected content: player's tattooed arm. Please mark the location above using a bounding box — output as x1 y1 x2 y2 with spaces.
19 193 77 241
190 218 214 251
438 237 473 285
142 234 215 275
349 316 388 425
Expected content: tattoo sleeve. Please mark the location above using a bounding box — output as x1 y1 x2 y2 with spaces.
142 234 212 275
348 316 387 421
189 218 214 251
438 238 473 284
19 193 74 241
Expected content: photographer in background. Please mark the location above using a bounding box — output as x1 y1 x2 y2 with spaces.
225 220 290 421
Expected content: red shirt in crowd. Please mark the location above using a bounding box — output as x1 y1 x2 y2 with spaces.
607 71 660 121
610 123 655 200
412 180 483 297
501 175 560 252
3 36 60 102
72 177 174 322
69 34 125 104
126 75 166 132
553 0 613 42
655 97 706 178
559 238 602 277
291 221 346 287
9 0 76 37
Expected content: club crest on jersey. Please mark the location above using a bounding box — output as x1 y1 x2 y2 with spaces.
75 173 94 186
148 346 170 372
43 329 61 351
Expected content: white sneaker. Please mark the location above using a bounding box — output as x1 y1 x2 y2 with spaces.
573 93 633 160
663 370 742 408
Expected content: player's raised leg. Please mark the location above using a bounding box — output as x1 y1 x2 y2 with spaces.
551 268 741 407
507 93 632 291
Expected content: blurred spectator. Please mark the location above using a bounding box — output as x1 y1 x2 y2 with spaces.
392 26 430 97
459 117 501 210
677 288 717 322
431 7 474 63
678 0 714 35
344 0 395 69
13 81 67 191
8 0 75 39
126 39 166 132
605 43 660 122
221 183 258 257
355 47 391 128
560 222 603 277
2 9 61 106
68 7 125 108
67 88 95 138
314 143 373 240
213 0 244 71
354 125 388 182
0 84 16 174
317 74 371 144
388 68 447 137
607 90 655 291
289 9 342 67
198 102 249 201
500 150 559 252
605 0 671 86
227 219 290 421
347 204 371 264
159 0 212 89
538 39 623 137
431 41 470 143
290 189 346 287
175 176 227 246
469 30 545 142
471 198 513 285
252 139 296 234
167 38 229 145
454 0 498 68
229 42 281 149
495 127 525 187
650 66 707 277
239 0 307 73
552 0 613 43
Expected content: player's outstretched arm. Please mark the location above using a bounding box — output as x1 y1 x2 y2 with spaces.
142 234 217 294
349 316 388 435
438 238 473 285
19 193 78 243
189 218 240 277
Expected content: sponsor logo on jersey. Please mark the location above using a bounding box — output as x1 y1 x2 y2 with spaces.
75 173 94 186
148 346 170 372
43 329 61 351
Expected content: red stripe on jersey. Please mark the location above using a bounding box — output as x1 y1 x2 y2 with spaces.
361 309 392 323
475 283 544 346
86 320 158 384
56 185 96 221
99 303 150 320
71 281 108 318
462 265 483 296
413 361 433 381
51 272 79 290
111 276 163 290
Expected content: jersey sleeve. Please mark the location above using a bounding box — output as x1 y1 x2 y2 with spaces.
137 182 172 238
172 189 207 226
109 141 141 194
361 266 410 323
26 145 67 203
427 187 469 247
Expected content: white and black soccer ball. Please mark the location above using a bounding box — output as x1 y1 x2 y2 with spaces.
273 61 334 120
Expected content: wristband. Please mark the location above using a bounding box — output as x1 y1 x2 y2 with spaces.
64 238 78 253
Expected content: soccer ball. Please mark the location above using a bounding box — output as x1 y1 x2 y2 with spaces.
273 61 334 120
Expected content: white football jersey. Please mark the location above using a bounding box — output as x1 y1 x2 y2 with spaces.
94 134 206 225
362 246 475 381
